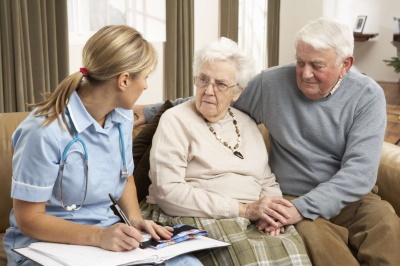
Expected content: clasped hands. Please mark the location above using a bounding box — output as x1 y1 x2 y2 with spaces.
239 196 303 236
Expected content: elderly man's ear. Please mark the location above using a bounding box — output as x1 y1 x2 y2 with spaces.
232 87 245 102
340 56 354 78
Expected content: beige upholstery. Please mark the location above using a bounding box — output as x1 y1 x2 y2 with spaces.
377 142 400 214
1 112 399 264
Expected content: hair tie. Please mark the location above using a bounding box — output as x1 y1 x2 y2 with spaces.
80 68 88 77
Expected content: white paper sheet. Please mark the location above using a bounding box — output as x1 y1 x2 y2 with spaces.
14 236 230 266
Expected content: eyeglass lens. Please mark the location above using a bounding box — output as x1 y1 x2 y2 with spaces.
194 76 235 92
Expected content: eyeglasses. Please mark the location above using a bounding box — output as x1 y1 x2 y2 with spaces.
193 76 238 92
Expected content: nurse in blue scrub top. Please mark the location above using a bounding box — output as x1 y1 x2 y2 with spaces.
3 25 202 266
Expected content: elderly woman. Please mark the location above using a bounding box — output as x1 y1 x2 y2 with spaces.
141 38 311 265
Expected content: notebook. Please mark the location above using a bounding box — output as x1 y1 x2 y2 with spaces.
13 236 230 266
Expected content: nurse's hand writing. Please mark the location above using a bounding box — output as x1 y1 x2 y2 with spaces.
97 223 142 251
133 105 146 128
131 219 173 241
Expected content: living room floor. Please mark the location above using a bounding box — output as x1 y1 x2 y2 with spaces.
379 82 400 145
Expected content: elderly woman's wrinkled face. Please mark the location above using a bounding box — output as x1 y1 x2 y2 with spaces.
195 61 241 122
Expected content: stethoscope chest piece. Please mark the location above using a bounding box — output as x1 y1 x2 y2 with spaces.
121 167 129 179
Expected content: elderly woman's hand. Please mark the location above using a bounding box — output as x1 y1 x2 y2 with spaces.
255 219 285 235
265 225 285 236
238 196 292 228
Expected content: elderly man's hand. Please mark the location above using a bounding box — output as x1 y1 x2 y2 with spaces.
133 105 146 128
239 196 292 228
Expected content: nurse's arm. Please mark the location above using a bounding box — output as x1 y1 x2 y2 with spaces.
118 175 173 241
13 199 142 251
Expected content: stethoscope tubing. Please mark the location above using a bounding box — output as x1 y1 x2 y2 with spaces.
59 108 127 211
62 137 88 161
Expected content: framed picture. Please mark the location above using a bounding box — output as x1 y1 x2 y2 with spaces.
354 16 367 33
394 17 400 34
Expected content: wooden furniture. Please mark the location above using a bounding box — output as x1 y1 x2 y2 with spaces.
354 33 378 42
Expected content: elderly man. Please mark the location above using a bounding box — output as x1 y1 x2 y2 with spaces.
134 17 400 265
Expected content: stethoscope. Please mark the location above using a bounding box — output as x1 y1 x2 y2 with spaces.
58 108 129 211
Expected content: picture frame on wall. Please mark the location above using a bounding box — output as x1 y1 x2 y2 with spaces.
394 17 400 34
354 16 367 33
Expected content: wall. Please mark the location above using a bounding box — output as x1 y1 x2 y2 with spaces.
279 0 323 66
194 0 219 52
350 0 400 82
137 42 164 105
279 0 400 82
141 0 219 104
193 0 220 98
69 0 219 104
69 0 399 105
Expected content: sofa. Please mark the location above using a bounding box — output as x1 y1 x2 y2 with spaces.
1 110 400 265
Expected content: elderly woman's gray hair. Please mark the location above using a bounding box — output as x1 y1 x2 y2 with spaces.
193 37 256 91
295 17 354 65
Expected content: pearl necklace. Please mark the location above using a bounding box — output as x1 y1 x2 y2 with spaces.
204 108 244 159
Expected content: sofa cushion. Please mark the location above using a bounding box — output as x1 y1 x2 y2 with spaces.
0 233 6 265
377 142 400 215
132 101 174 202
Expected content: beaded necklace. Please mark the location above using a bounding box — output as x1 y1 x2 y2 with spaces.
204 108 244 159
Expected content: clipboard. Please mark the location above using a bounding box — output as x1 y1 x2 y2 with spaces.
12 236 231 266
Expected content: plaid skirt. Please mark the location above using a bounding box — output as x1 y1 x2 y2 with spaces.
141 202 311 266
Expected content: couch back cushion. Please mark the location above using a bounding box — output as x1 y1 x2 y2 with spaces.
132 101 174 202
0 112 29 232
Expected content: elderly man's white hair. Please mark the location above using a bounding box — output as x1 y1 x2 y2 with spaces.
295 17 354 65
193 37 256 92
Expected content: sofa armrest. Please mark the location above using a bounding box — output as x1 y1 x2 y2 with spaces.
377 142 400 216
0 112 30 233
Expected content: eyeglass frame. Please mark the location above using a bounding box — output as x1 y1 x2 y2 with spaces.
193 76 239 93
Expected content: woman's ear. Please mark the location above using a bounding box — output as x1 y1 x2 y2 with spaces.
117 72 131 91
232 86 244 102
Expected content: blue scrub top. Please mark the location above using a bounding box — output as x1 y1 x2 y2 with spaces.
4 91 134 265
